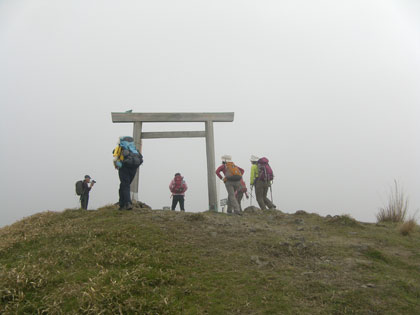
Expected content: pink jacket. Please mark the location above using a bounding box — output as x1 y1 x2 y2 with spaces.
169 177 188 196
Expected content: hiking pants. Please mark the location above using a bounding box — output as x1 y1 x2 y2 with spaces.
118 166 138 208
171 195 185 211
236 190 244 211
225 180 242 213
80 194 89 210
255 180 274 210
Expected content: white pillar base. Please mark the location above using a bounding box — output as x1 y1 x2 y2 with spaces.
131 192 138 202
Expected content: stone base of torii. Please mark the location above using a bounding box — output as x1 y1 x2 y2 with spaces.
111 112 234 211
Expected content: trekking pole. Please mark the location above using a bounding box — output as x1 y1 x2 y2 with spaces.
250 186 254 206
250 187 252 206
249 187 257 205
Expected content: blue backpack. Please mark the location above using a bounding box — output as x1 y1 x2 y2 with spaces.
120 137 143 167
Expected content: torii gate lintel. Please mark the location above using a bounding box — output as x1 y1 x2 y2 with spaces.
111 112 234 211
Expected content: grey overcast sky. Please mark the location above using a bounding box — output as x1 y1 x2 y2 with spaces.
0 0 419 227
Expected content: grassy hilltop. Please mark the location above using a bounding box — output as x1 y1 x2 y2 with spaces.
1 206 420 314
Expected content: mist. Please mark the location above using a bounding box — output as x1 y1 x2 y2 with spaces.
1 0 419 227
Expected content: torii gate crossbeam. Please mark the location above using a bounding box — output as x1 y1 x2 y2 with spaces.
111 112 234 211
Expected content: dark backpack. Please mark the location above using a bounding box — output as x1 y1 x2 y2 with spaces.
257 157 274 181
171 175 186 193
75 180 83 196
120 137 143 167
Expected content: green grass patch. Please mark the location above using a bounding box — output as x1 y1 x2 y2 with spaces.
1 208 420 314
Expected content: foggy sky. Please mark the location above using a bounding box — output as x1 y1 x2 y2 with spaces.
1 0 419 227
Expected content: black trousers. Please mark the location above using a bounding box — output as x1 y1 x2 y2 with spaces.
80 194 89 210
118 166 138 208
171 195 185 211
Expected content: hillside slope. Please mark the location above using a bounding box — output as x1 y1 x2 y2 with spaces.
1 206 420 314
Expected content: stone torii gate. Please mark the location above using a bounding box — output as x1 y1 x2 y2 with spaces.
111 112 234 211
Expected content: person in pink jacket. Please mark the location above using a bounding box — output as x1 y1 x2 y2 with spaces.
169 173 188 211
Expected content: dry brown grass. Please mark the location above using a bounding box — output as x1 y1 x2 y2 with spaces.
376 180 408 223
399 219 417 236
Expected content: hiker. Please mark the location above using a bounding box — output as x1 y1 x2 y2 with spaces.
215 155 244 214
254 157 276 210
169 173 188 211
235 178 249 211
113 136 143 210
80 175 95 210
249 155 259 204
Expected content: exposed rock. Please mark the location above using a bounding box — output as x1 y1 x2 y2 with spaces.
295 210 307 215
250 255 269 267
132 201 152 209
294 218 304 225
293 242 307 249
289 235 305 242
351 244 369 252
114 201 152 209
243 206 261 214
361 283 376 288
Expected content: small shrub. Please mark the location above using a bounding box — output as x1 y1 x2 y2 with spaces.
399 219 418 236
376 180 408 223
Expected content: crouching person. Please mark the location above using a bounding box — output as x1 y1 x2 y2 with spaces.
169 173 188 211
113 136 143 210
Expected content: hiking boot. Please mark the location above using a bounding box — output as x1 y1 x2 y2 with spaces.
124 203 133 210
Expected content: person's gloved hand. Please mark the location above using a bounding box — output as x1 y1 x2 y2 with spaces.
116 161 123 169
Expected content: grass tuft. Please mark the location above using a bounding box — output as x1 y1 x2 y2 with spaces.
377 180 408 223
399 219 418 236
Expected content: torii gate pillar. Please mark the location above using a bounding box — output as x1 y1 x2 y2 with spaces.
111 112 234 211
